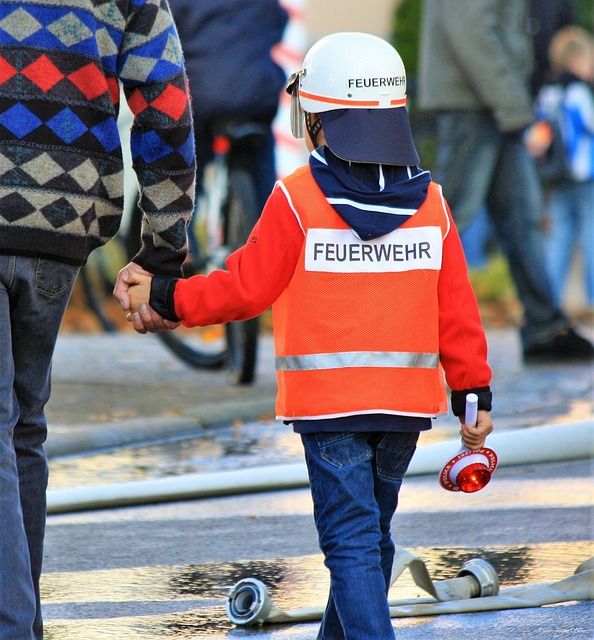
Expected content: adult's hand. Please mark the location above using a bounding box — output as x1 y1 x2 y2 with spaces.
113 262 153 312
128 304 180 334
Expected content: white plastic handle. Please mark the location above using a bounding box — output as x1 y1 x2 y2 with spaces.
465 393 478 427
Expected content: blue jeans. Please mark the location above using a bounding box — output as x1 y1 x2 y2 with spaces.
0 255 79 640
301 431 419 640
459 206 493 269
545 181 594 307
436 110 568 347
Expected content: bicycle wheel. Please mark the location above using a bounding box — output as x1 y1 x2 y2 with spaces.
224 167 261 384
157 326 227 369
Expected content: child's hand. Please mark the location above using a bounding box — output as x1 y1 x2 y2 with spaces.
124 273 179 334
127 273 152 314
460 410 493 450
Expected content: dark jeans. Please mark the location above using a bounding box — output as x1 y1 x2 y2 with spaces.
0 255 79 639
436 110 568 347
301 431 419 640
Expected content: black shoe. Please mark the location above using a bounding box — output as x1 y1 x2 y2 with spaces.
523 328 594 364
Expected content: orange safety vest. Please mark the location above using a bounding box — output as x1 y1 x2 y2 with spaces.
273 165 450 421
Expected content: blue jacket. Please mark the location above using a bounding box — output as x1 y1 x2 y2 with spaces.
169 0 288 123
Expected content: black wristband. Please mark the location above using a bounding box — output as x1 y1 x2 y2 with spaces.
451 386 492 417
149 275 180 322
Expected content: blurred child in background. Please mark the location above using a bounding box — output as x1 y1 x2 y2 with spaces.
532 26 594 316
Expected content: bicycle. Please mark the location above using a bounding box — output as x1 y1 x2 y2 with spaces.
77 118 265 384
158 119 265 384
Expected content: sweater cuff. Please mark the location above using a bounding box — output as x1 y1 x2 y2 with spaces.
149 276 180 322
450 386 492 417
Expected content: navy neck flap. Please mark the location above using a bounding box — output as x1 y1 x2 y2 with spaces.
309 146 431 240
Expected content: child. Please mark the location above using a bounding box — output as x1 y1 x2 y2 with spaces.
533 26 594 315
125 33 494 639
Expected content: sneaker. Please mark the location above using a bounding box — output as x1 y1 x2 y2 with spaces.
523 328 594 364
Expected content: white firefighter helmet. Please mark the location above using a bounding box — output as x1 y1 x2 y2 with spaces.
286 32 418 165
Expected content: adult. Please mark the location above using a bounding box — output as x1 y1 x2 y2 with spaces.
418 0 593 363
0 1 195 637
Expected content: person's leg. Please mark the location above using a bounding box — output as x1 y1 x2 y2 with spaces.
250 128 278 213
574 181 594 307
459 206 493 269
301 431 417 640
545 187 577 305
0 255 37 639
372 432 419 590
302 432 392 640
9 256 78 639
485 134 569 347
439 112 592 359
435 110 500 233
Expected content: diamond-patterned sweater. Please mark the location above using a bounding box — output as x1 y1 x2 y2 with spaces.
0 0 195 275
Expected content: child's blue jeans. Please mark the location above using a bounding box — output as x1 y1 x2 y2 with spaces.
301 430 419 640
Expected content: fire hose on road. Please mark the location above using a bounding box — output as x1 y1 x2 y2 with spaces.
226 547 594 626
47 420 593 513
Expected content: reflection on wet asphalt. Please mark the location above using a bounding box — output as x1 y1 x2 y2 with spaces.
44 442 594 639
42 542 593 638
48 421 305 490
44 411 593 638
42 328 593 637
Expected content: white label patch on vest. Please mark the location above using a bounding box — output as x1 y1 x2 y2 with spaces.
305 227 442 273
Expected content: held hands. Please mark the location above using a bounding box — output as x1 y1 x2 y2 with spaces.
459 410 493 450
125 272 177 334
113 261 151 312
113 263 179 334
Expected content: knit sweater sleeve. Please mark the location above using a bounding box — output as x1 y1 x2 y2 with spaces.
172 183 304 326
119 0 196 277
437 197 492 413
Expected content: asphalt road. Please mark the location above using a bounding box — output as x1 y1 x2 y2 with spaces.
40 327 594 639
43 458 593 639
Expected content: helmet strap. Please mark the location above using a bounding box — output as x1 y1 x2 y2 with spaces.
305 112 322 147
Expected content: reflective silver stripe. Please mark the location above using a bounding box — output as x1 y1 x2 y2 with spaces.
275 351 439 371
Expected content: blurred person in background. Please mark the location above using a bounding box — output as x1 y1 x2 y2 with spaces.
168 0 288 213
531 26 594 316
418 0 593 363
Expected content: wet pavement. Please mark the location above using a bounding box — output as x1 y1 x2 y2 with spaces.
42 459 593 639
40 324 594 639
46 326 593 472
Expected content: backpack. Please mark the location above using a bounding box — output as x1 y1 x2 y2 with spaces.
529 84 572 186
535 118 572 185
